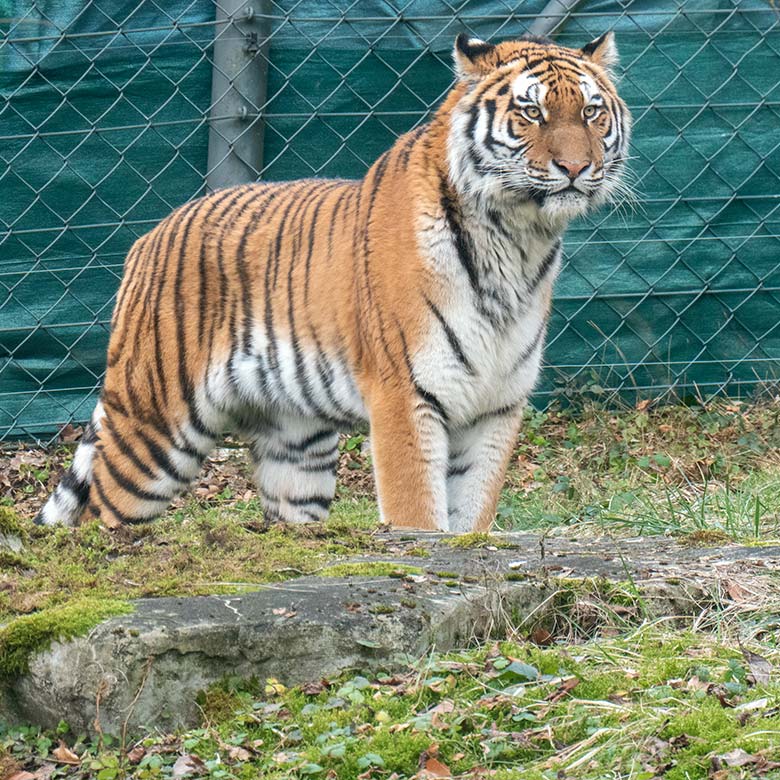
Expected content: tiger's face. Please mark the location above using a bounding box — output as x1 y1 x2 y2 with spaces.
448 33 631 222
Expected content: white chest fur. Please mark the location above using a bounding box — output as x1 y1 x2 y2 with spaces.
414 199 562 427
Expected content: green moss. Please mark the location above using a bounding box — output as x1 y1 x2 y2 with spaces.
319 562 422 578
0 550 31 569
0 597 132 679
0 502 391 626
433 570 460 579
443 532 513 549
680 529 733 546
505 572 529 581
368 604 396 615
197 687 244 722
404 546 431 558
0 506 26 537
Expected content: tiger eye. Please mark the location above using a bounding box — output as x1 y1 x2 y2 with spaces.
583 104 599 119
524 106 542 120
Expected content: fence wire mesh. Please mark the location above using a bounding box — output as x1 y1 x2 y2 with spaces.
1 0 779 443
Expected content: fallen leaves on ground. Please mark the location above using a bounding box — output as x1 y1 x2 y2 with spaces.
710 746 780 778
125 746 146 764
171 754 206 778
428 699 455 729
742 647 772 686
546 676 580 703
301 679 331 695
416 745 451 779
51 742 79 766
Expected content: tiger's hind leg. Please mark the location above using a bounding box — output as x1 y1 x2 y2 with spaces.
85 399 217 527
36 400 106 526
250 417 339 524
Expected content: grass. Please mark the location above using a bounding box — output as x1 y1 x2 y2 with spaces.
497 398 780 541
1 624 779 779
2 398 780 776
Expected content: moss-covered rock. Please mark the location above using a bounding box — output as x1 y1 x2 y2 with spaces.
0 597 132 679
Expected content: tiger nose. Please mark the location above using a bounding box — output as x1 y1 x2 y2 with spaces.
553 159 590 179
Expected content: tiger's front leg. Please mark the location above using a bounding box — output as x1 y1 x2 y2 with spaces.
447 407 524 533
368 388 449 531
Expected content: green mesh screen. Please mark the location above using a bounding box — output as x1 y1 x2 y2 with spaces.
1 0 778 441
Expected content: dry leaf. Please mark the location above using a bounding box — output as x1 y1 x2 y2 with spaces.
530 626 553 646
52 741 80 765
429 699 455 729
717 748 757 768
742 648 772 686
6 772 36 780
126 746 146 764
546 676 579 703
735 697 769 712
726 580 751 603
227 746 251 762
301 679 329 695
172 754 207 778
427 675 455 693
416 745 452 779
265 678 287 696
685 676 709 692
419 757 452 778
58 423 83 443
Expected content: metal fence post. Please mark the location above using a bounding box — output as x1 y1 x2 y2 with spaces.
206 0 271 190
529 0 583 37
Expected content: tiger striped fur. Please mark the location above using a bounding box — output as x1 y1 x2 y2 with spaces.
37 32 631 533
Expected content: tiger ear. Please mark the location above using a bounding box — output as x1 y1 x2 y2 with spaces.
453 33 495 79
581 31 619 75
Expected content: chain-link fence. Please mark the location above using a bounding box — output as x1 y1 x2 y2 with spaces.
2 0 779 443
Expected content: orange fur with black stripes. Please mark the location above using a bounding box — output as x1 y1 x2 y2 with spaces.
38 32 630 532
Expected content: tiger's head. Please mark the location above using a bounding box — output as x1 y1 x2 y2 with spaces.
447 32 631 222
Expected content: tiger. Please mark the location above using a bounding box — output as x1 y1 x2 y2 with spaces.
36 31 631 534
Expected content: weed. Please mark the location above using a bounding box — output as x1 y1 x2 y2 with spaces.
4 625 778 779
